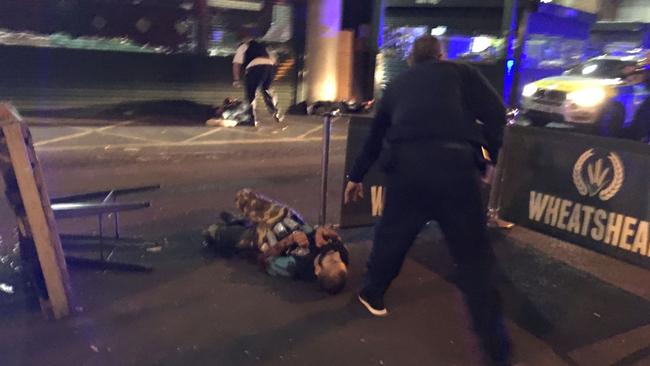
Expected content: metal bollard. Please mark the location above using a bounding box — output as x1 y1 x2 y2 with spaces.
487 159 514 229
487 109 518 229
319 109 340 225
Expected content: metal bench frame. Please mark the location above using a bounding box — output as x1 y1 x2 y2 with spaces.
51 185 160 272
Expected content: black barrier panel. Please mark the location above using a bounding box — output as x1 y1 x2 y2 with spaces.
499 126 650 269
339 116 387 228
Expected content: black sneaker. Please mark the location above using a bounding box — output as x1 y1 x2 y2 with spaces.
358 289 388 317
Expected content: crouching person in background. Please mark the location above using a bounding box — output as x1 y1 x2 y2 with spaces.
203 189 348 295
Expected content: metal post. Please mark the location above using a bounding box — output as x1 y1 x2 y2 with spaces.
194 0 209 55
114 213 119 239
487 158 513 229
319 110 339 225
501 0 519 105
98 214 104 261
487 111 517 229
113 195 119 239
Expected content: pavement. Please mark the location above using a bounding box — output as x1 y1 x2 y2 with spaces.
0 101 649 366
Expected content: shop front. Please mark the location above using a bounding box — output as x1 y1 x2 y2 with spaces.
376 0 513 95
0 0 304 109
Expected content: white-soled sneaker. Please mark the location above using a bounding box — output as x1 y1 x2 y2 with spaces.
358 289 388 317
273 112 284 123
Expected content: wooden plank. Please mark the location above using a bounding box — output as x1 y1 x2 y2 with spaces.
0 103 71 319
0 102 20 126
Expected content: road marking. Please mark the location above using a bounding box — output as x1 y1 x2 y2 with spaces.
297 125 323 139
217 127 264 136
35 135 347 152
180 127 223 143
34 121 133 147
99 130 168 144
33 130 96 147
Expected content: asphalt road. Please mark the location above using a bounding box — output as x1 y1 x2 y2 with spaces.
0 104 649 366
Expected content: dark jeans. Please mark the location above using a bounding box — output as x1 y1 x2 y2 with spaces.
363 141 511 365
207 221 257 257
245 65 278 121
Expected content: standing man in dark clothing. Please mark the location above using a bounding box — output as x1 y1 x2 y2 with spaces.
232 39 282 125
344 35 512 365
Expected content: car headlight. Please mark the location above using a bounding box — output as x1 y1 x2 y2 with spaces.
522 84 538 98
567 87 606 107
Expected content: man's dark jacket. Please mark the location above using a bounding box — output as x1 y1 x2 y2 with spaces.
349 60 506 182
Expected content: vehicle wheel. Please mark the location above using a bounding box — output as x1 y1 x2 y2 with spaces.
597 102 625 138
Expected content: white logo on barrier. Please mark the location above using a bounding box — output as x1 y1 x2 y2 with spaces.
572 149 625 201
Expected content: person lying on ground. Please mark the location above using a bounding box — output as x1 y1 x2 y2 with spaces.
202 189 348 294
206 98 254 128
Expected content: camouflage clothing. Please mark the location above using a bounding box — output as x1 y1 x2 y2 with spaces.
203 189 317 279
234 188 307 253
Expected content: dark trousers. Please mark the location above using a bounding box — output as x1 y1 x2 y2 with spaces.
245 65 278 121
363 141 511 365
207 221 257 257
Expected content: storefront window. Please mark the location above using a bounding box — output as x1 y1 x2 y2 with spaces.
381 25 504 64
377 24 504 94
381 26 428 60
522 34 585 70
442 34 504 63
587 26 648 59
0 0 293 56
207 1 293 57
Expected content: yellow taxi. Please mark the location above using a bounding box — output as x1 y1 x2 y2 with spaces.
520 55 648 137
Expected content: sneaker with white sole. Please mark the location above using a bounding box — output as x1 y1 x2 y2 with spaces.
358 289 388 317
272 111 284 123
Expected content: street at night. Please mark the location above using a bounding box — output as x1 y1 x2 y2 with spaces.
1 0 650 365
0 107 648 366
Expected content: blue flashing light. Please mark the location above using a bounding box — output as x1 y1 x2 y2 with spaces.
504 59 516 105
212 31 223 43
506 59 515 76
378 0 386 48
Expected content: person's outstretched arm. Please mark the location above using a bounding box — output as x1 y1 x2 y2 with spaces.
258 231 308 276
344 89 392 204
466 65 506 162
232 63 242 86
232 43 247 86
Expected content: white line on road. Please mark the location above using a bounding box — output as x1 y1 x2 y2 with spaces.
34 121 134 147
297 125 323 139
212 126 260 135
99 130 169 144
180 127 223 143
33 130 96 147
35 135 347 152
